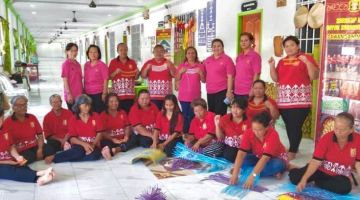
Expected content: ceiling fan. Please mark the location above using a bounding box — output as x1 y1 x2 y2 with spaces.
72 11 77 23
64 21 68 30
13 0 144 8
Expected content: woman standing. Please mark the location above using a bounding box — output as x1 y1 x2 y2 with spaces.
176 47 205 133
215 98 250 162
84 45 109 113
234 32 261 101
247 80 279 122
151 94 183 157
100 93 131 160
61 43 83 110
204 39 235 115
109 43 139 113
269 36 319 160
141 45 176 110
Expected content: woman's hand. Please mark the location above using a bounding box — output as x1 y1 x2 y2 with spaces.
83 143 94 155
264 100 272 109
268 57 275 67
243 176 255 189
67 93 74 104
214 115 221 126
229 173 239 185
191 142 201 152
296 178 308 192
298 55 309 64
226 91 234 102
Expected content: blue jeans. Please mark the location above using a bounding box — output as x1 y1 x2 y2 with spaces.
241 154 286 177
0 165 37 183
180 101 194 133
53 144 101 163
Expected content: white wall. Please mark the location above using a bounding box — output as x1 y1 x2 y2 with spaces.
0 0 5 18
37 43 64 59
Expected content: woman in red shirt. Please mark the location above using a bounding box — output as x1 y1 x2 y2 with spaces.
100 93 131 160
141 45 176 110
3 96 55 165
0 109 55 185
230 112 288 189
183 98 224 157
52 95 103 163
109 43 139 113
152 94 183 157
247 80 279 122
289 112 360 194
215 98 250 162
269 36 319 160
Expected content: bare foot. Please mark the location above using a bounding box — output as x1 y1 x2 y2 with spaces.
63 141 71 151
101 146 112 160
37 167 53 177
37 171 55 186
287 152 296 161
44 155 55 164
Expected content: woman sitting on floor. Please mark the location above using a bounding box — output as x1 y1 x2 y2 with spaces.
0 108 55 185
289 112 360 195
151 94 183 157
183 98 224 157
100 93 131 160
230 111 288 188
215 98 250 162
50 94 104 163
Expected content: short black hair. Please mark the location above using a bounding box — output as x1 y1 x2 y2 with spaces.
282 35 300 46
86 44 101 60
191 98 207 110
65 43 78 51
336 112 354 128
104 93 120 114
0 108 4 117
138 89 150 96
252 111 272 127
211 38 224 48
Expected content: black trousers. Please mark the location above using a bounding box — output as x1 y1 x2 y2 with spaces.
122 132 153 151
119 99 134 114
222 145 239 163
234 94 249 103
46 138 62 153
87 93 105 113
20 144 56 165
280 108 310 153
66 102 74 113
289 165 352 195
0 165 37 183
159 137 183 157
207 89 228 115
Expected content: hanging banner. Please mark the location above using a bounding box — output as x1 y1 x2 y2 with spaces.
156 28 171 60
316 0 360 140
198 8 207 46
206 0 216 52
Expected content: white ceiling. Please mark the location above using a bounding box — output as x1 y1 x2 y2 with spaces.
12 0 159 43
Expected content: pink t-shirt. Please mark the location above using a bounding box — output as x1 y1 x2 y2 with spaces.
235 49 262 95
84 60 109 94
204 53 235 94
177 62 205 102
61 59 83 100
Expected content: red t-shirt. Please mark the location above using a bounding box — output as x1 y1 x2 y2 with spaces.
313 132 360 177
68 113 104 143
276 53 318 109
219 114 250 148
3 114 42 152
100 110 130 140
246 97 277 121
43 108 73 139
189 111 216 140
109 57 138 100
141 58 173 100
0 130 13 161
239 127 288 162
129 103 159 133
154 112 183 140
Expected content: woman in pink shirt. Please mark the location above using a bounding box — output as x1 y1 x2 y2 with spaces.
175 47 205 132
61 43 83 111
204 39 235 115
234 32 261 101
84 45 109 113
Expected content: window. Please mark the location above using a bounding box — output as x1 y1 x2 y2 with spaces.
130 24 141 62
295 0 324 54
109 32 115 59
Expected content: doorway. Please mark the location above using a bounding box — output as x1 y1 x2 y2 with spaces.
237 9 262 54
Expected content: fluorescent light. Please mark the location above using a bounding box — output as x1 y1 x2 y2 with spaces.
107 14 112 17
30 4 35 8
32 11 37 15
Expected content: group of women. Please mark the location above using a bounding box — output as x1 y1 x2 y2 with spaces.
0 32 360 195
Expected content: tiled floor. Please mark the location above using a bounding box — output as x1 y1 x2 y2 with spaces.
0 58 345 200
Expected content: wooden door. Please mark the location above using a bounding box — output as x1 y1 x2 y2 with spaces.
242 13 261 53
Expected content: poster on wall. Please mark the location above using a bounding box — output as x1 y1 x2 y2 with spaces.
156 29 171 60
206 0 216 52
316 0 360 139
198 8 207 46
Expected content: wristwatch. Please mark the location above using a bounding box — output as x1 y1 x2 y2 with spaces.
252 173 257 177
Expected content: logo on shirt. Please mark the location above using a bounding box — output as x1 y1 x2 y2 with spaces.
263 142 267 149
63 120 67 126
129 64 133 69
92 120 96 127
242 125 247 131
350 148 356 157
202 123 207 130
30 122 35 128
4 133 8 141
